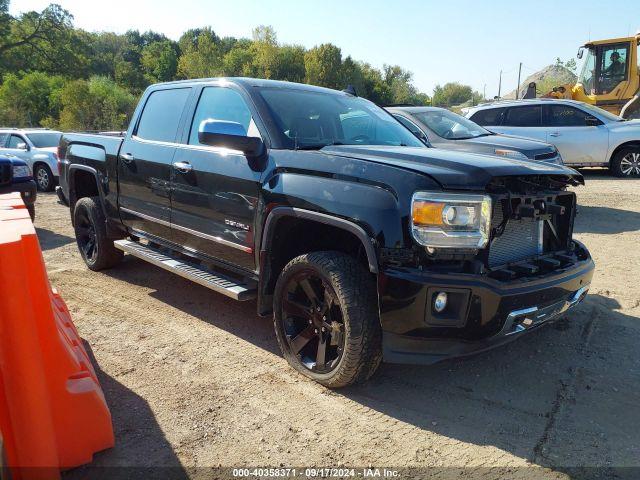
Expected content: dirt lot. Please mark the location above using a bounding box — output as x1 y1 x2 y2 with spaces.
33 170 639 479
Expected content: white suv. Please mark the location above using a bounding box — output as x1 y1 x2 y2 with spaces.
0 128 62 191
464 99 640 177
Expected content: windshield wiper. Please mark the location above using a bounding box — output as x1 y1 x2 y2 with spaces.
294 141 345 150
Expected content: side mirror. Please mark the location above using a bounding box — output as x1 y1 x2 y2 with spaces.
198 119 264 157
577 47 584 60
16 142 28 151
585 115 601 126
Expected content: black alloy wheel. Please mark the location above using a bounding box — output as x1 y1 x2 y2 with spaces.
280 269 346 373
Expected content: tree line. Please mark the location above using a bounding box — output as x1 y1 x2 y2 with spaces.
0 1 482 131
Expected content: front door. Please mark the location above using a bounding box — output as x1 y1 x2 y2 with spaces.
170 85 263 271
118 87 192 239
543 104 609 165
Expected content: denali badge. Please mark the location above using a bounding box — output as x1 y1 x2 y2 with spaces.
224 219 250 231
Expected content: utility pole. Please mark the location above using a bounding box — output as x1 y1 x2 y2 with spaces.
483 83 486 101
497 70 502 99
516 62 522 99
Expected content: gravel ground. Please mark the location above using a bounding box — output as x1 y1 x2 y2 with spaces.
33 170 639 479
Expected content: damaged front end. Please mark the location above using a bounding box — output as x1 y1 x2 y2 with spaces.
378 174 594 365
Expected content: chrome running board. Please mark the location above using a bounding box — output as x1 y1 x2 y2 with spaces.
114 239 256 301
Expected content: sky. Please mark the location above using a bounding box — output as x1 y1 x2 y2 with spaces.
10 0 640 97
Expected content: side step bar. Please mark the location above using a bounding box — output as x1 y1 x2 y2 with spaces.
114 239 256 301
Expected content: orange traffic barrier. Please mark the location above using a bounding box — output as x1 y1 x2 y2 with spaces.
0 193 114 479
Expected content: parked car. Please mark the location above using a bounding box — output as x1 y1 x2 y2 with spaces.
58 78 593 388
387 106 563 165
0 154 37 220
0 128 62 191
464 99 640 177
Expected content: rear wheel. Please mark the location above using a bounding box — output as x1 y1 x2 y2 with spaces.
34 164 55 192
273 251 381 388
611 148 640 177
73 196 123 271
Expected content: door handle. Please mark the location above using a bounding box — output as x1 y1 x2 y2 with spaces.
120 153 134 163
549 132 561 137
173 161 193 173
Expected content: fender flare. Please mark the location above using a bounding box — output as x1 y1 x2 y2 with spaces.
67 164 112 226
260 206 378 274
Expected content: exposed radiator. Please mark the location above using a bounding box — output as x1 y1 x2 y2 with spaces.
488 203 543 267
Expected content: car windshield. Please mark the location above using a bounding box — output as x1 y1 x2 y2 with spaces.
578 102 625 122
257 88 424 149
413 110 491 140
26 132 62 148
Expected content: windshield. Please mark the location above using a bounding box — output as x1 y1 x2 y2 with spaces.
257 88 424 149
577 47 596 94
579 102 624 122
413 110 491 140
26 132 62 148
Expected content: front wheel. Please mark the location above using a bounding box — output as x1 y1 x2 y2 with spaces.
611 148 640 177
73 196 123 271
273 251 381 388
34 164 55 192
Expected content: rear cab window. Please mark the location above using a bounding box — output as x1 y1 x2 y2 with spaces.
135 88 192 143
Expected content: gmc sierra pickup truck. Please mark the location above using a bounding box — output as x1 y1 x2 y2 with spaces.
59 78 594 387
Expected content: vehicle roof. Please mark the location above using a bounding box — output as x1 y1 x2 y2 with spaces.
467 98 591 111
149 77 353 97
0 128 62 134
386 106 447 114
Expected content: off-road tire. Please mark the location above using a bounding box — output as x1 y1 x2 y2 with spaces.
34 163 55 192
611 147 640 177
73 196 123 271
273 251 382 388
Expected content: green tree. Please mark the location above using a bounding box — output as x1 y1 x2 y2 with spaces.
141 40 178 82
250 25 279 79
432 82 473 107
0 71 64 127
177 27 223 78
58 76 136 131
304 43 342 89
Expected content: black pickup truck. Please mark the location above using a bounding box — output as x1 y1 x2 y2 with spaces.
0 154 37 220
59 78 594 387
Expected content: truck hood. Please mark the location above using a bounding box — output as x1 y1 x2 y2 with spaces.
455 133 556 158
321 145 582 190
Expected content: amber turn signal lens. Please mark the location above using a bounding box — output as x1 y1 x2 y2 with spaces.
412 201 445 226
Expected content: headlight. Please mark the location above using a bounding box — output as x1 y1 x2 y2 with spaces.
12 165 31 178
494 149 529 161
411 192 492 249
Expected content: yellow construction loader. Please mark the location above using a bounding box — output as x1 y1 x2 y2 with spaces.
544 33 640 119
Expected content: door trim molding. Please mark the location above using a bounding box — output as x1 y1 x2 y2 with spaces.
120 206 252 253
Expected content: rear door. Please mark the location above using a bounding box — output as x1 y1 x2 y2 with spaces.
170 84 264 271
490 105 547 142
118 87 192 239
543 104 609 165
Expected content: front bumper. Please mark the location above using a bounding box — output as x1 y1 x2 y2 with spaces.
379 245 594 365
0 180 37 206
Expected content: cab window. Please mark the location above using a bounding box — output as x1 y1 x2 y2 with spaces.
469 107 505 126
135 88 191 143
188 87 258 146
503 106 542 127
8 135 26 149
547 105 591 127
598 44 628 94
